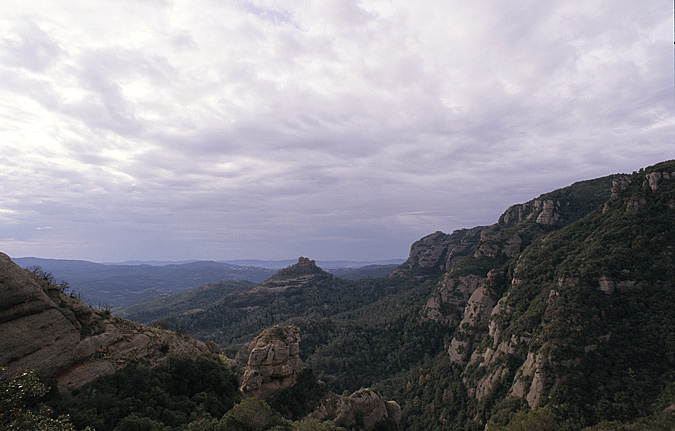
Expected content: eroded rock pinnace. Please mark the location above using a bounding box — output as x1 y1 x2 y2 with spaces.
239 324 304 398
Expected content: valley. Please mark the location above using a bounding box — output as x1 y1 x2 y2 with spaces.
1 160 673 431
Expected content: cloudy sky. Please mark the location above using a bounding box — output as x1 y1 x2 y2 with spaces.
0 0 672 263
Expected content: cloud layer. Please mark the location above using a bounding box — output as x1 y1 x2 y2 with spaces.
0 0 672 261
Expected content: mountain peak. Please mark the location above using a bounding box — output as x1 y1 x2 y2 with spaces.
274 256 325 277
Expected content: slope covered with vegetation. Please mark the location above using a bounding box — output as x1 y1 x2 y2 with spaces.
7 160 672 431
144 161 673 431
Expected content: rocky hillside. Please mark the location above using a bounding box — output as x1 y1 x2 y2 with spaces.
0 252 217 391
0 253 402 430
388 160 675 429
147 257 420 353
238 324 401 431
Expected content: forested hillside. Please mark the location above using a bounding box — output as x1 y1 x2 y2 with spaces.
130 160 674 430
3 160 672 431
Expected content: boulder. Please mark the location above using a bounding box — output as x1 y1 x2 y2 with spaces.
239 325 304 398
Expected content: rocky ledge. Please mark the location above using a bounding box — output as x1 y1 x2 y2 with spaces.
0 252 216 391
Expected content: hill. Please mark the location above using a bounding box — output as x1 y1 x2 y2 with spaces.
2 160 672 431
144 160 674 430
0 254 399 430
11 258 276 310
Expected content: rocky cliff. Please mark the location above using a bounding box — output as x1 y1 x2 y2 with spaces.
239 323 402 430
239 325 304 397
420 172 619 330
0 252 215 391
423 160 675 426
390 228 485 280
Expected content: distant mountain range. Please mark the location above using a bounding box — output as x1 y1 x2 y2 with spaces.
114 160 675 430
12 257 403 309
104 258 404 269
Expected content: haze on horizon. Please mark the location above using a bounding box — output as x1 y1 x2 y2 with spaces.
0 0 672 263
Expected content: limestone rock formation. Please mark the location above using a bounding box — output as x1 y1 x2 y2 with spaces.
239 325 304 398
254 257 330 292
447 270 501 365
0 252 212 391
307 388 401 431
390 228 485 280
422 274 484 325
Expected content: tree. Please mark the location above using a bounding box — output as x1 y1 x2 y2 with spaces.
0 368 89 431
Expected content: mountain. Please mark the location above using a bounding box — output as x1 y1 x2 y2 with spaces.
2 160 673 431
0 254 399 431
328 264 399 279
152 257 423 350
381 160 675 430
139 160 674 430
117 279 257 324
222 259 405 269
11 258 276 309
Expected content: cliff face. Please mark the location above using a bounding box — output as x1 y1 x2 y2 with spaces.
239 325 304 398
0 253 214 391
425 160 675 425
420 174 618 330
390 228 485 280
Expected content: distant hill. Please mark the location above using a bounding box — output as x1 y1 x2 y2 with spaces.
221 259 405 269
327 264 399 279
11 258 276 309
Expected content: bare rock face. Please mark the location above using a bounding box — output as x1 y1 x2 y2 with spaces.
644 171 673 191
447 271 500 365
390 228 485 279
0 252 211 391
239 325 304 398
307 388 401 431
422 274 484 325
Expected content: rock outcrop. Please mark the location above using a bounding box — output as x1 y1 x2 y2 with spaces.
390 228 485 280
239 325 304 398
307 389 401 431
0 252 213 391
254 257 331 292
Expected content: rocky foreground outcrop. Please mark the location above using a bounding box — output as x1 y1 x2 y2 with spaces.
239 325 304 397
240 324 401 430
307 389 401 431
0 252 215 391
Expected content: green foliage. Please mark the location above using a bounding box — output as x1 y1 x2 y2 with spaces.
487 408 559 431
268 369 328 420
0 369 88 431
219 397 289 431
48 354 239 431
121 280 256 324
289 419 346 431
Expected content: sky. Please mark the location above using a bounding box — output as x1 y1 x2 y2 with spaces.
0 0 672 263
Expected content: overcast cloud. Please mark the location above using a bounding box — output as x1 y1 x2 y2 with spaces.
0 0 672 262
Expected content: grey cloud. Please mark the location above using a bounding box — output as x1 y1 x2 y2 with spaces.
1 19 63 72
0 0 672 262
